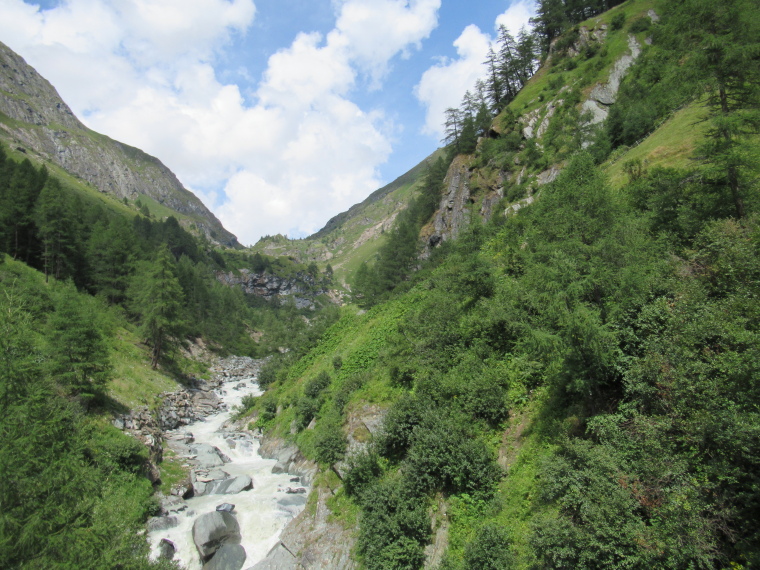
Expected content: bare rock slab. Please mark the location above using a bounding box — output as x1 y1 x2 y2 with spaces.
246 542 299 570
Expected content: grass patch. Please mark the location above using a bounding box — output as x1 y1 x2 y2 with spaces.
108 326 178 409
604 102 709 187
158 447 190 495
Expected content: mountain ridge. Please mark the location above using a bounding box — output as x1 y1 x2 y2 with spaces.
0 40 239 247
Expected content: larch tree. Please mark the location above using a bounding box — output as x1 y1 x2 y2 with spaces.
131 246 185 369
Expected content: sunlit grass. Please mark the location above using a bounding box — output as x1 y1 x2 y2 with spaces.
108 326 178 409
604 102 709 187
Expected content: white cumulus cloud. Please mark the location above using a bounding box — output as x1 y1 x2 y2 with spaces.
415 0 536 140
0 0 442 245
415 24 491 138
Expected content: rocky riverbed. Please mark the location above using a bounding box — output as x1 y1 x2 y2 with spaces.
115 357 310 570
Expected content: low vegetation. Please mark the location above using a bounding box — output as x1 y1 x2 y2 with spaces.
247 0 760 568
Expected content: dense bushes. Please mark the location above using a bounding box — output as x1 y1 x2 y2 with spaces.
245 3 760 567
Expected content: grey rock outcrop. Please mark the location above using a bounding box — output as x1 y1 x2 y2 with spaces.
427 155 472 248
265 486 358 570
193 511 242 561
247 542 300 570
582 35 642 128
216 270 326 309
258 440 318 487
204 543 247 570
0 41 237 246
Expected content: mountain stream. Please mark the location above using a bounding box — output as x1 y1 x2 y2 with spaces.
147 370 307 569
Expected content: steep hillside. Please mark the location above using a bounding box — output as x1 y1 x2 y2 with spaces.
252 150 443 289
0 41 238 246
241 0 760 568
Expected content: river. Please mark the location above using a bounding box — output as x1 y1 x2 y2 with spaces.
147 370 307 569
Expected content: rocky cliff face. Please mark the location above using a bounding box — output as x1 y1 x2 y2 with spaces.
0 41 238 247
216 269 327 309
426 155 473 248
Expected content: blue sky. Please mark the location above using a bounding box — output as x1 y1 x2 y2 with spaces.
1 0 534 245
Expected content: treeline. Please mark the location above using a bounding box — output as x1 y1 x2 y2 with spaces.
443 26 540 154
442 0 628 154
353 155 449 306
531 0 627 50
0 146 265 362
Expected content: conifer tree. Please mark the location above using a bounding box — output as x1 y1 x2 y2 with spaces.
46 282 111 405
131 247 185 368
672 0 760 218
35 177 78 282
483 45 504 112
443 107 463 149
0 159 46 262
86 217 136 304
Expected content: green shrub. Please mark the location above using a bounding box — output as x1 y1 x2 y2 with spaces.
389 364 414 388
234 393 258 419
547 73 565 91
611 12 626 30
464 523 514 570
257 358 280 388
313 417 347 465
295 396 320 430
86 425 148 474
357 478 430 570
377 394 427 461
463 373 509 426
629 16 651 33
304 370 331 399
405 409 502 496
332 355 343 370
344 448 383 499
506 183 527 203
332 372 366 412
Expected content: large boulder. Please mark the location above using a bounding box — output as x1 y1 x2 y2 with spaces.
195 473 253 496
203 544 247 570
246 542 299 570
207 476 253 495
192 511 241 561
192 444 231 468
147 515 179 533
158 538 176 561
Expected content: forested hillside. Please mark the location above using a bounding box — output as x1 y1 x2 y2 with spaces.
0 140 341 566
244 0 760 568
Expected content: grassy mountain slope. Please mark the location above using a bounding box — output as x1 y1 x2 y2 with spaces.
0 40 238 246
252 150 443 289
242 0 760 568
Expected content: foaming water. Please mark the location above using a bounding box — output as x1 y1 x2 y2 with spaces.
147 378 305 569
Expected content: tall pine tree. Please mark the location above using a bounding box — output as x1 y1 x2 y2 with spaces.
130 247 185 369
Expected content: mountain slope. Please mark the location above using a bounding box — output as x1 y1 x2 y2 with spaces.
242 0 760 568
0 41 238 246
252 149 443 289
